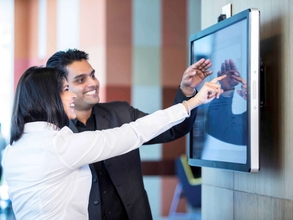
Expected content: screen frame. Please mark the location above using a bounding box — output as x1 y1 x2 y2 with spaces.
188 8 260 173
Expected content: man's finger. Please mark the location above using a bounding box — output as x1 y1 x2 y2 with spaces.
204 70 213 77
190 58 205 69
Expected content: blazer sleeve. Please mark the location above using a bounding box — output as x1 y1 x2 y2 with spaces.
133 87 198 144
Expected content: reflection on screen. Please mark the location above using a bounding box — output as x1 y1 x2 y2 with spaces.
191 18 248 164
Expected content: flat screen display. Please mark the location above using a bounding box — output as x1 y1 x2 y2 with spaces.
188 8 260 173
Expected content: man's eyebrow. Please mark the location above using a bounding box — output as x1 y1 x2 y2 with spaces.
73 74 84 79
73 70 95 79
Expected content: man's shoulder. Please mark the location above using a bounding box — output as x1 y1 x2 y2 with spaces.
92 101 135 116
94 101 131 109
91 101 146 121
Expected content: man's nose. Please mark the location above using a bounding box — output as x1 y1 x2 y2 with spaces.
87 77 98 86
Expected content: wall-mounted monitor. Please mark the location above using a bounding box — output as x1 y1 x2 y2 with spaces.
188 8 260 173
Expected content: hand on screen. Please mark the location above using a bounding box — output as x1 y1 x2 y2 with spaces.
217 59 247 100
217 59 240 91
180 58 213 97
233 75 247 100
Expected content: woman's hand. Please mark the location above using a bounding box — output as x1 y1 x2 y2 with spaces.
186 75 226 110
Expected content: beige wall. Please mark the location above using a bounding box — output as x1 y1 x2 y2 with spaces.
201 1 293 219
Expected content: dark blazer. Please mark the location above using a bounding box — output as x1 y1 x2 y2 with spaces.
69 87 197 220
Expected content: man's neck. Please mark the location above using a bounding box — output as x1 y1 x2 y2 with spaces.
75 108 93 125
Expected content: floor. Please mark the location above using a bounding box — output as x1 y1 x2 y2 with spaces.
144 176 201 220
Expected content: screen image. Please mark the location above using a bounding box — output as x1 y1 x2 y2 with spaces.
188 9 260 173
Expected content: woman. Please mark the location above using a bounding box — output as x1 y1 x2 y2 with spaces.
2 67 224 219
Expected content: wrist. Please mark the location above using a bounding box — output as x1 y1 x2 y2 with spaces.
185 96 202 112
182 101 191 117
180 85 196 97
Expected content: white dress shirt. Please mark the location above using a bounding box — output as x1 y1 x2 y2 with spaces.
2 103 188 220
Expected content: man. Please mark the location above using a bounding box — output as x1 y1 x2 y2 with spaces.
46 49 212 220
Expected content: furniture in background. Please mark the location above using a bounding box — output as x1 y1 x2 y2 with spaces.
168 155 201 220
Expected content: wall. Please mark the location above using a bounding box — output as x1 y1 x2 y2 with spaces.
10 0 202 217
201 1 293 219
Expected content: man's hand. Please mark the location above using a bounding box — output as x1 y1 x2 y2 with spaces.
180 58 213 97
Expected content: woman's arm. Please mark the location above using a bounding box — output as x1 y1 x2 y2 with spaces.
54 76 225 169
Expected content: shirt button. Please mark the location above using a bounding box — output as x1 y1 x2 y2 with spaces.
93 178 97 183
103 191 106 194
93 200 99 205
108 212 111 215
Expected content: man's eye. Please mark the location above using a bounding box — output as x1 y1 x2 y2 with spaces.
77 78 84 83
91 74 96 79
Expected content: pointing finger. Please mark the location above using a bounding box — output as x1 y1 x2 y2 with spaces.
210 75 226 83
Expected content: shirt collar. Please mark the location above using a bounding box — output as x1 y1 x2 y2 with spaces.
23 122 59 133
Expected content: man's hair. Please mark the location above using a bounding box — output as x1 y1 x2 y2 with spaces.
10 67 69 145
46 49 89 76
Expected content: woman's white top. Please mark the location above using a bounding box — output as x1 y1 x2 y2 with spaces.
2 103 188 220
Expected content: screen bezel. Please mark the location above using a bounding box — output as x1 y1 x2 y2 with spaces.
188 8 260 173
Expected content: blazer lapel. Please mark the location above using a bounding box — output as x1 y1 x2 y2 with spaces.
69 120 79 133
92 105 111 130
69 105 110 132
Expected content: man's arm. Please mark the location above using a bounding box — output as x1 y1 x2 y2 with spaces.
90 58 213 145
138 58 213 144
130 87 197 145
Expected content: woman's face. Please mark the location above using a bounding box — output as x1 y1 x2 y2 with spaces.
61 79 77 120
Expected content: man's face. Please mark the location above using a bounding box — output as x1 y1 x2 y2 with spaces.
66 59 100 111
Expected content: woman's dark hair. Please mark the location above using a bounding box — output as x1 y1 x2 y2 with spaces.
46 49 89 76
10 67 69 145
